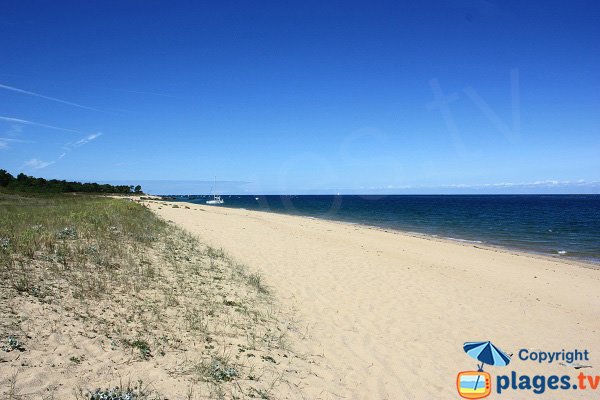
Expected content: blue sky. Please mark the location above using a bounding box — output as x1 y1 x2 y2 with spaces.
1 0 599 194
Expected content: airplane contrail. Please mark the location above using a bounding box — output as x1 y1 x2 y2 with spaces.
0 116 82 133
0 137 35 143
0 83 101 111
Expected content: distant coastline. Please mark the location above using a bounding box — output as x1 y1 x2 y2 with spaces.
165 194 600 265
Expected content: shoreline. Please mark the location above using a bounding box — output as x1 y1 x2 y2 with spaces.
143 197 600 399
163 198 600 270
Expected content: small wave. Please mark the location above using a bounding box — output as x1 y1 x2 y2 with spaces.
557 250 567 255
446 237 483 244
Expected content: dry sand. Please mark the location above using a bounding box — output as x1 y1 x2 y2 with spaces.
146 200 600 399
1 199 321 400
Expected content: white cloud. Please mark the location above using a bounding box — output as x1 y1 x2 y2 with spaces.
63 132 103 151
23 158 55 169
363 179 600 192
438 180 595 189
75 132 102 146
47 132 104 165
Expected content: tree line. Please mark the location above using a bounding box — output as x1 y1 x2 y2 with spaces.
0 169 142 194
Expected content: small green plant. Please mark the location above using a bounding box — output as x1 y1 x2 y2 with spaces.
12 274 32 294
0 237 11 252
124 339 152 360
223 298 241 307
206 358 238 382
2 336 25 352
205 246 225 259
56 226 78 240
86 380 154 400
70 355 84 364
248 272 269 294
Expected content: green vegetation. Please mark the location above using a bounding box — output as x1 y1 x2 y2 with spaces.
124 339 153 360
0 169 142 194
0 193 305 399
247 272 269 295
2 336 24 352
82 380 157 400
0 193 162 273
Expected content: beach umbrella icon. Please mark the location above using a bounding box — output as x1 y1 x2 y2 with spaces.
462 341 511 396
464 341 511 370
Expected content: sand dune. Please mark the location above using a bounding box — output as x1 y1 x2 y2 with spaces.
147 200 600 399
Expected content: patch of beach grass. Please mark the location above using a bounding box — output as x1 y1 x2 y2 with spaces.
0 193 311 399
247 272 270 295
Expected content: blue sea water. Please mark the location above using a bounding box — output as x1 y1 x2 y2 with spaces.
175 195 600 264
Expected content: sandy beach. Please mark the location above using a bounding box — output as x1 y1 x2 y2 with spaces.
3 1 598 398
146 200 600 399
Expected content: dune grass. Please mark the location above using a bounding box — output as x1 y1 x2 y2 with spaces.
0 193 166 304
0 192 163 265
0 193 305 399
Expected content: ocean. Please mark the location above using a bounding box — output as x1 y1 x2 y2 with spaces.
174 195 600 264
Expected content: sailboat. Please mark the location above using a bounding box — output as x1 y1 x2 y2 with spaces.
206 176 224 205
